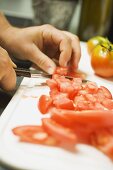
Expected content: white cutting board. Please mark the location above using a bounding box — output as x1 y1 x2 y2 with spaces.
0 42 113 170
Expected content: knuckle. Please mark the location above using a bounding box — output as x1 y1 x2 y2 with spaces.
74 35 80 41
0 46 8 55
37 58 46 67
42 24 55 30
1 56 10 68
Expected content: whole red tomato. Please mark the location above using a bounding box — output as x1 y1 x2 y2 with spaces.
91 42 113 78
87 36 109 55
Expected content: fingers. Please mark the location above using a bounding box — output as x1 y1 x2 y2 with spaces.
25 44 56 74
0 47 16 91
42 25 81 70
10 59 17 68
42 26 72 67
62 31 81 70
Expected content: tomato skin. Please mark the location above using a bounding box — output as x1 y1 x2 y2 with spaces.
87 36 107 55
91 44 113 78
38 95 53 114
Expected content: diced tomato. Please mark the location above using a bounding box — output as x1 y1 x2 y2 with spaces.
42 118 77 148
52 92 68 101
49 88 59 99
84 94 97 103
102 99 113 110
53 97 75 110
59 81 75 95
46 79 58 90
38 95 53 114
67 70 86 79
54 67 68 76
99 86 112 99
12 125 57 146
85 81 98 94
94 103 106 110
72 78 82 87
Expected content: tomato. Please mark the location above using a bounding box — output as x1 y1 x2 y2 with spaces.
38 95 53 114
91 43 113 78
99 86 112 99
42 118 77 148
46 79 58 90
50 107 75 127
67 70 86 79
90 128 113 159
12 125 57 146
50 108 113 128
102 99 113 110
53 97 75 110
54 67 68 76
87 36 108 55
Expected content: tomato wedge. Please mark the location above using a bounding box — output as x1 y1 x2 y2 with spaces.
38 95 53 114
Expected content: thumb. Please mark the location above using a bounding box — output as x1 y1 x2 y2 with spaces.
27 45 56 74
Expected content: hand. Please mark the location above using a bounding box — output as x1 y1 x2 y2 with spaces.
1 24 81 74
0 46 16 91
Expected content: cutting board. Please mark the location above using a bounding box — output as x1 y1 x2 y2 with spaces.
0 42 113 170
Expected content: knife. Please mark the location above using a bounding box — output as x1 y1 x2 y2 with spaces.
14 67 52 78
14 67 88 83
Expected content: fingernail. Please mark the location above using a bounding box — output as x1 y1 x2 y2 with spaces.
64 62 67 67
11 61 17 68
47 67 55 74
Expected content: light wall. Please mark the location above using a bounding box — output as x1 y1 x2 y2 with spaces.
0 0 33 19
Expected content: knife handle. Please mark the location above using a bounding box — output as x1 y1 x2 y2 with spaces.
14 68 31 77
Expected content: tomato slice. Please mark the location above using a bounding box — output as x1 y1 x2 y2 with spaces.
50 107 75 127
12 125 42 136
38 95 53 114
42 118 77 148
50 108 113 128
90 128 113 159
12 125 57 146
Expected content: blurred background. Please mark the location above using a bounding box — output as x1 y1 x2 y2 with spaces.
0 0 113 42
